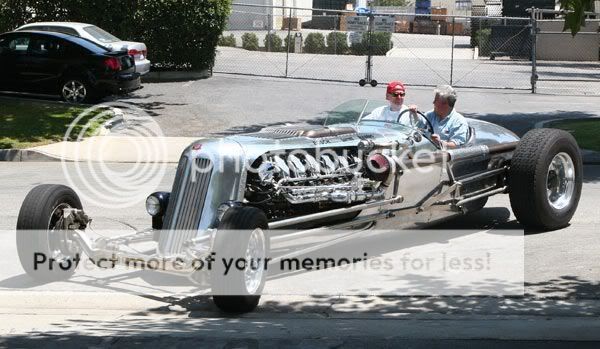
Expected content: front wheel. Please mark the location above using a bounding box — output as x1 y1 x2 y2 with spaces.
508 128 582 231
16 184 83 281
211 206 270 313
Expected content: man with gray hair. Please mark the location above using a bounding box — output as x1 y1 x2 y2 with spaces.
424 85 469 149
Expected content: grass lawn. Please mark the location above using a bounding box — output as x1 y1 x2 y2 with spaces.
547 119 600 152
0 98 113 149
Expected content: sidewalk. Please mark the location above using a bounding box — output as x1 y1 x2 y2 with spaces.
18 136 199 163
3 134 598 164
1 292 600 342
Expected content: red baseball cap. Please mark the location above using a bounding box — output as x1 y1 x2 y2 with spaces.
386 81 406 94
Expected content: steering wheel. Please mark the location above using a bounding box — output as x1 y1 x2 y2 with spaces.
396 109 434 135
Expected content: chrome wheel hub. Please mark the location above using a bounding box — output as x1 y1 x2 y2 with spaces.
546 152 575 210
244 228 266 294
47 204 80 261
62 80 87 103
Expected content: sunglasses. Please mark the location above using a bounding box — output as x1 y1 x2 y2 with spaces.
390 92 405 97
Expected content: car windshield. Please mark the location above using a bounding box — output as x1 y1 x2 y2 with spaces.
83 25 120 43
324 99 387 126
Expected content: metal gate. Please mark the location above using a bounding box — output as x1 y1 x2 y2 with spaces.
531 8 600 95
214 3 600 95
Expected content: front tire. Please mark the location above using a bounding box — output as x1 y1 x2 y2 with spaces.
16 184 83 281
211 207 270 313
508 128 582 231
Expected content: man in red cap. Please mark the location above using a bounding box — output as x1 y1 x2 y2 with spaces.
363 81 415 124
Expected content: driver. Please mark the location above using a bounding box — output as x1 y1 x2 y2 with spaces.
363 81 416 124
423 85 469 149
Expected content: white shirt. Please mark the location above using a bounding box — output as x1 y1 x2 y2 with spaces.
363 104 411 124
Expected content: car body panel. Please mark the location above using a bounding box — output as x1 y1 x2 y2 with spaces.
16 22 151 75
0 31 141 98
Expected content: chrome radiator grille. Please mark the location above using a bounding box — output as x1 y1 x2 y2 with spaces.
159 156 212 255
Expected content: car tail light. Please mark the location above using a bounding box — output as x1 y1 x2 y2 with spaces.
103 57 121 71
128 49 147 60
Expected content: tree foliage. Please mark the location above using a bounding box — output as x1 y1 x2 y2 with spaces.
559 0 595 35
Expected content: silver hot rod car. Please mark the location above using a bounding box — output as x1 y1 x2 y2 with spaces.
16 99 582 313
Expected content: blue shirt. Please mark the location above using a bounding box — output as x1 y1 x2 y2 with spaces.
424 109 469 146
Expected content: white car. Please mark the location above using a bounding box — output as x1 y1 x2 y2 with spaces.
16 22 150 75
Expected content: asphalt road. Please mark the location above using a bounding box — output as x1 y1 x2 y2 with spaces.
115 74 600 139
0 162 599 344
2 75 600 345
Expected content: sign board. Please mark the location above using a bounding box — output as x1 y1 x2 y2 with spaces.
252 20 264 29
373 16 395 32
294 33 302 53
349 31 363 44
345 16 369 32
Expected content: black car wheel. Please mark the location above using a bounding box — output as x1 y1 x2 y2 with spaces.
211 206 270 313
61 78 93 103
16 184 83 282
508 128 582 231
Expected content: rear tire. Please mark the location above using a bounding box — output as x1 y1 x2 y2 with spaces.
508 128 582 231
60 77 96 103
16 184 83 281
211 207 269 313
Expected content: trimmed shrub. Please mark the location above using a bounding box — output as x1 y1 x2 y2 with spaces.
0 0 232 71
218 34 237 47
350 32 392 56
304 32 326 54
474 28 492 56
264 33 283 52
326 32 348 54
242 32 259 51
283 34 295 53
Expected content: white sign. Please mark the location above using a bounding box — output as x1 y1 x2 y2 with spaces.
345 16 369 32
373 16 395 32
349 31 363 44
252 20 264 29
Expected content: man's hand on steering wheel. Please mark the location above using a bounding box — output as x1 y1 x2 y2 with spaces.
396 108 434 135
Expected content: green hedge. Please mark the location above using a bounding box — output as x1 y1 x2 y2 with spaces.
0 0 231 71
326 32 348 54
264 33 283 52
242 33 259 51
304 32 326 54
218 34 237 47
350 32 392 56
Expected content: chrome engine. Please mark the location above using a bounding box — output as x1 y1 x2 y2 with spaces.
245 148 388 220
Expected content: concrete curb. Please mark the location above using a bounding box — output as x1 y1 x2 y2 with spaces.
534 118 600 165
0 149 61 162
141 69 211 83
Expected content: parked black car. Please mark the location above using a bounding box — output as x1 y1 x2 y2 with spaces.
0 31 141 103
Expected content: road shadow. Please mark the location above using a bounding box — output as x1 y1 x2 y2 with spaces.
110 93 187 117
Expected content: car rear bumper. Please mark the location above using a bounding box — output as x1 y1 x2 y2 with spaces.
135 59 151 75
98 73 142 95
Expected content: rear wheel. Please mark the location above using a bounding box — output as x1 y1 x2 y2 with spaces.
508 128 582 231
60 78 96 103
211 207 270 313
16 184 83 281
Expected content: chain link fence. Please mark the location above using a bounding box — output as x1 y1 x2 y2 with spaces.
213 3 600 95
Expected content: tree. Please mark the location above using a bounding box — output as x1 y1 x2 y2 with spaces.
559 0 595 36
